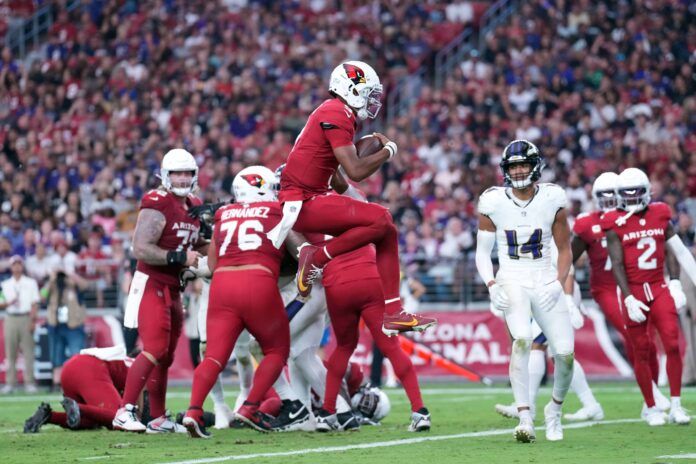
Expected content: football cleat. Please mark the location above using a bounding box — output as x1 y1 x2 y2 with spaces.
514 416 536 443
235 402 274 432
668 406 691 425
296 243 324 298
337 411 360 431
146 411 186 434
494 403 519 419
24 402 52 433
564 403 604 422
214 403 236 430
272 400 314 432
382 311 437 336
113 404 146 433
61 397 81 429
544 402 563 441
183 408 211 439
408 407 431 432
643 406 667 426
315 409 339 432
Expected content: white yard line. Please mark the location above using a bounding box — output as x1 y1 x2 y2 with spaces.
655 454 696 459
156 417 646 464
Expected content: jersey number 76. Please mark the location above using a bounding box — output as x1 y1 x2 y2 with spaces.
505 229 543 260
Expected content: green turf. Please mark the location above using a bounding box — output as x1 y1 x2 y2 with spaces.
1 384 694 464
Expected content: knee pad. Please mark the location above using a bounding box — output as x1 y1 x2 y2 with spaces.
143 344 170 364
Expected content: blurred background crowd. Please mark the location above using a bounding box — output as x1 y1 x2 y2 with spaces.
0 0 694 310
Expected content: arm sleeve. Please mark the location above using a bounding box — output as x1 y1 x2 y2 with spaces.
475 230 497 284
666 235 696 287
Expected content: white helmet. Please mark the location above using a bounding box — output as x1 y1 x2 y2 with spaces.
351 386 391 422
329 61 383 120
161 148 198 197
232 166 277 203
591 172 619 211
617 167 651 212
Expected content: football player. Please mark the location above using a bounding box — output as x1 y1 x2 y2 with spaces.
24 346 165 433
572 172 670 414
183 166 292 438
475 140 575 442
603 168 696 426
114 149 204 433
270 60 435 335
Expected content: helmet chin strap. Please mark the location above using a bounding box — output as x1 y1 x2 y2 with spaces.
356 107 368 120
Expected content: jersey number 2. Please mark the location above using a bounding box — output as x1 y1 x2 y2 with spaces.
636 237 657 270
505 229 543 259
219 220 263 255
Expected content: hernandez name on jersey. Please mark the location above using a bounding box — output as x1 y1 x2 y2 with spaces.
478 183 567 284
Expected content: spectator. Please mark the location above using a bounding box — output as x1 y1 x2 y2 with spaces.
0 256 40 394
25 242 52 286
45 270 87 389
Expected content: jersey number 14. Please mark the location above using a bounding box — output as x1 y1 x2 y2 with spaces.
505 229 543 260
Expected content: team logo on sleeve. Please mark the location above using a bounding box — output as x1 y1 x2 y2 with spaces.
343 64 366 85
242 174 265 188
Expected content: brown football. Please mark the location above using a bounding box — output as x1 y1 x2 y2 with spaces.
355 134 383 158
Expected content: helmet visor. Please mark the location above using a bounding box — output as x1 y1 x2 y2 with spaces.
365 86 383 119
594 189 618 210
618 186 648 208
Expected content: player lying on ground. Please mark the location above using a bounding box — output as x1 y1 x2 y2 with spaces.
476 140 575 443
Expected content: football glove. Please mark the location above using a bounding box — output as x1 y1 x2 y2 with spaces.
565 294 584 329
668 279 687 313
538 280 563 312
488 283 510 312
189 202 226 223
624 295 649 323
178 268 197 290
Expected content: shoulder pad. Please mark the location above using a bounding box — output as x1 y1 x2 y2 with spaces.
540 183 567 210
477 187 504 216
140 189 170 211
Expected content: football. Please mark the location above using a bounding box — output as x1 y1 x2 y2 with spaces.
355 134 384 158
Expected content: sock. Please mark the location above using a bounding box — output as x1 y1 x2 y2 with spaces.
528 349 546 415
49 411 68 427
273 369 299 401
189 358 223 409
147 364 169 419
648 342 659 384
652 382 667 406
570 359 599 407
237 359 254 394
510 339 531 409
548 400 562 413
665 348 683 398
314 246 333 268
79 404 119 427
324 346 353 414
671 397 681 409
210 375 226 408
336 395 351 414
551 353 574 404
289 358 312 407
519 409 532 422
121 353 157 407
383 348 424 412
246 353 286 405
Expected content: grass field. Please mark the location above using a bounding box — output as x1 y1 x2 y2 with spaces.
1 383 694 464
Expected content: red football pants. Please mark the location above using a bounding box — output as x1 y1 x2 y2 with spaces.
323 277 424 413
293 194 401 314
189 270 290 411
121 279 182 418
622 282 683 405
50 356 122 429
593 287 659 380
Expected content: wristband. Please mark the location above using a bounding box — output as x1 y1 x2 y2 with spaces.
384 141 397 160
166 250 187 266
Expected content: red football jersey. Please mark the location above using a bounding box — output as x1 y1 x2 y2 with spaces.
135 189 202 287
573 211 616 291
601 202 672 286
280 98 357 202
304 231 379 287
106 359 129 392
212 201 285 277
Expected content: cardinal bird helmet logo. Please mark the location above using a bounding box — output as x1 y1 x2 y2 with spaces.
343 63 366 85
242 174 265 188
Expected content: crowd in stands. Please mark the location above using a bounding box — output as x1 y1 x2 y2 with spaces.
0 0 694 304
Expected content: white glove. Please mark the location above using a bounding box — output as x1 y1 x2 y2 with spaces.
191 256 212 278
565 293 584 329
624 295 649 323
668 279 687 313
488 283 510 312
537 280 563 312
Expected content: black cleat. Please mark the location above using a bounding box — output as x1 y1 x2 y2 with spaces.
272 400 312 432
24 402 52 433
61 397 81 429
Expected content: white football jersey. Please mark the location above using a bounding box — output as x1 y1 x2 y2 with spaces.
478 183 567 285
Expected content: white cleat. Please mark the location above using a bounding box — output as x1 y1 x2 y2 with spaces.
112 404 146 433
146 412 187 433
514 416 535 443
544 402 563 441
643 406 667 426
653 387 670 412
564 403 604 422
408 408 431 432
495 403 519 419
668 406 691 425
214 404 236 430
